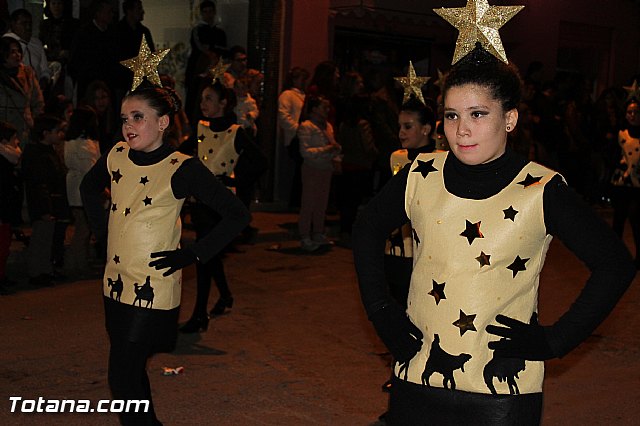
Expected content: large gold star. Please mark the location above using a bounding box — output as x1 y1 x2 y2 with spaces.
208 59 228 84
394 61 430 105
434 0 524 64
624 80 640 101
120 37 169 91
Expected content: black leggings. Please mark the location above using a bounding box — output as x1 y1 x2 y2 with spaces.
611 186 640 260
108 340 161 426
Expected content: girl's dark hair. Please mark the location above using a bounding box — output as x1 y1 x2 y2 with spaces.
0 120 17 141
0 36 22 62
123 83 180 141
302 94 326 120
400 98 436 136
309 61 338 96
66 106 99 140
203 79 236 115
443 44 522 112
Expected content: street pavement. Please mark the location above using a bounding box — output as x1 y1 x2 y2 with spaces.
0 209 638 425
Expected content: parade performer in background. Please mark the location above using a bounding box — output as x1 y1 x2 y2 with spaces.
80 39 249 425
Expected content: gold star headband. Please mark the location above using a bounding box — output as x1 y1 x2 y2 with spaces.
394 61 430 105
120 36 169 91
208 59 229 84
624 80 640 101
434 0 524 65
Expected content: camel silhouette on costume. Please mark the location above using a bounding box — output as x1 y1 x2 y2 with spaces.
421 334 472 390
107 274 123 302
133 276 154 308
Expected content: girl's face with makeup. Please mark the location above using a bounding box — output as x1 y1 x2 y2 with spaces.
120 97 168 152
444 83 517 165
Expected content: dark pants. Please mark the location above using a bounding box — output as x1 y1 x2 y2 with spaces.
387 376 542 426
611 186 640 261
108 339 161 425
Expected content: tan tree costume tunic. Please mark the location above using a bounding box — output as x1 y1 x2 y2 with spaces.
103 142 189 310
398 151 559 395
197 120 240 177
611 129 640 187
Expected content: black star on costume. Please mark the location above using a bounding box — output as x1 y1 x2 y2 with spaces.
460 220 484 245
507 255 529 278
139 176 149 185
208 148 213 154
412 228 421 246
143 196 152 206
517 174 542 188
111 203 117 212
230 159 234 164
124 207 131 216
476 251 491 267
170 158 179 165
503 205 518 221
428 280 446 305
115 146 125 152
412 159 438 179
113 255 120 264
221 162 226 167
198 134 205 142
111 169 123 183
453 310 477 336
213 134 218 139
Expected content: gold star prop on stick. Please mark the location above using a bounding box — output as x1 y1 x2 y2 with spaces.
208 59 228 84
624 80 640 101
394 61 430 105
120 37 169 91
434 0 524 64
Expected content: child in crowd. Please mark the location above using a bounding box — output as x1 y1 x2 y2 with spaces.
233 75 259 137
81 83 250 425
0 121 22 294
177 78 267 333
297 94 341 251
64 106 100 278
21 115 68 287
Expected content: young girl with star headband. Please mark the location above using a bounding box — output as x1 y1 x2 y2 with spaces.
81 78 250 424
353 2 635 423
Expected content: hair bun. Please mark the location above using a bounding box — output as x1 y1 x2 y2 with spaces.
162 86 182 115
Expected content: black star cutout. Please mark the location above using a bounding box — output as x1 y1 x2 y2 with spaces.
208 148 213 154
139 176 149 185
115 146 125 152
227 129 232 133
476 251 491 267
453 310 477 336
517 173 542 188
170 158 179 165
428 280 446 305
198 134 205 142
503 205 518 221
113 255 120 264
221 162 226 167
124 207 131 216
460 220 484 245
111 169 123 184
412 228 420 246
507 255 529 278
412 159 438 179
213 134 218 139
230 159 234 164
143 196 152 206
111 203 117 212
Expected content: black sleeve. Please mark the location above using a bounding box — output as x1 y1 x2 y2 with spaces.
79 153 111 248
171 158 251 262
232 128 268 188
543 175 636 357
352 165 411 317
177 132 198 156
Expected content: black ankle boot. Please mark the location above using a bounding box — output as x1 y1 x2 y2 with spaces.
179 315 209 333
210 296 233 316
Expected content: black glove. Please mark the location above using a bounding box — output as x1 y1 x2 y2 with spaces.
370 302 423 364
216 174 235 187
149 248 197 276
486 314 555 361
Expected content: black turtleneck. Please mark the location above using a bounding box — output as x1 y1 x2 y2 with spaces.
353 148 635 358
80 142 251 264
626 125 640 139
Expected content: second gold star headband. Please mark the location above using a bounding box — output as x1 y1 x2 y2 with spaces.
120 36 170 91
434 0 524 65
395 61 430 105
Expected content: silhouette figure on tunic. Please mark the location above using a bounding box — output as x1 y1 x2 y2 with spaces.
133 276 154 308
107 273 124 302
421 334 472 390
483 313 537 394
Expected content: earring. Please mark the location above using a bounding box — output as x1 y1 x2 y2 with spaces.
506 125 511 131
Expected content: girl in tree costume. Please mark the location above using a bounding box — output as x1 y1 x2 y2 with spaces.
353 2 635 423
